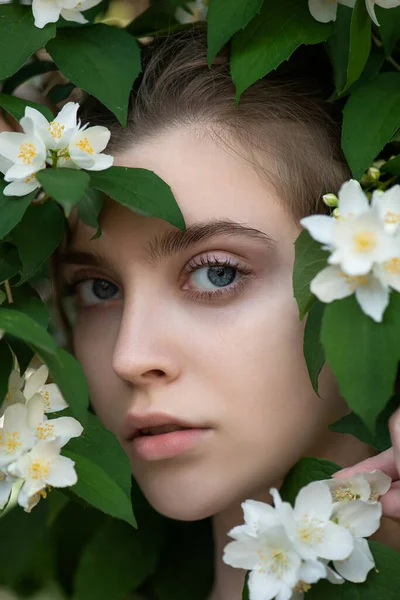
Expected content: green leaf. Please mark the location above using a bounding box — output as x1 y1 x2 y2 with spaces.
293 230 328 321
342 72 400 180
303 300 325 394
38 347 89 424
10 292 50 331
46 24 141 127
321 294 400 433
63 450 136 528
36 169 90 217
207 0 263 66
74 519 150 600
0 92 53 123
0 5 56 81
242 572 250 600
11 201 65 283
0 243 21 284
381 154 400 176
343 0 371 93
0 340 13 404
0 181 35 240
376 5 400 56
280 457 340 505
76 188 104 238
0 308 56 354
307 541 400 599
127 1 178 37
90 167 185 230
329 395 399 452
326 5 352 95
5 336 34 375
230 0 332 101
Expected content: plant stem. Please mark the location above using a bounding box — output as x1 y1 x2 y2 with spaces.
372 33 400 72
4 279 13 304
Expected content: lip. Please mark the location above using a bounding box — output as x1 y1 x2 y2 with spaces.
124 411 202 441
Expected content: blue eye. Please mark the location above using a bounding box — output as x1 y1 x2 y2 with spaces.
190 265 237 289
72 278 121 306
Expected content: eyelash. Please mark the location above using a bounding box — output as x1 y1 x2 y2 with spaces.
62 255 254 307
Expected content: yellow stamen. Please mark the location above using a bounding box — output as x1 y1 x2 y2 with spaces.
29 459 50 480
339 271 369 291
332 487 358 502
0 430 21 454
384 210 400 225
41 390 51 411
353 231 376 253
76 138 94 155
293 581 312 593
36 422 54 440
383 257 400 274
47 121 65 140
18 143 37 164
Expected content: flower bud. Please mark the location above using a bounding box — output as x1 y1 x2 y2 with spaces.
322 193 339 208
332 208 340 218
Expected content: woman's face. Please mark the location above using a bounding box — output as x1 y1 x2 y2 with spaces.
62 127 344 520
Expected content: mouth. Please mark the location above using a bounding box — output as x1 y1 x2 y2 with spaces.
137 424 194 437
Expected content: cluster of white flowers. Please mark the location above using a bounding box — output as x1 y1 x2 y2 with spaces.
0 0 103 29
300 179 400 322
0 102 113 197
308 0 400 27
0 364 83 512
223 471 391 600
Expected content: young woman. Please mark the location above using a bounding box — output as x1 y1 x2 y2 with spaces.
11 29 400 600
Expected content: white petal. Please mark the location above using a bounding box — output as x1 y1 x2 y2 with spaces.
248 570 282 600
60 8 88 23
26 393 45 429
294 481 333 523
299 215 334 245
242 498 281 533
46 416 83 447
338 0 356 6
41 383 68 413
355 276 389 322
0 154 12 175
17 485 42 512
53 102 79 130
313 521 354 561
364 470 392 500
84 153 114 171
23 364 49 399
338 180 369 218
298 559 327 584
310 266 354 303
373 185 400 233
46 454 77 487
32 0 62 28
334 500 382 538
308 0 338 22
3 178 40 197
365 0 380 25
22 108 50 132
4 163 38 180
326 473 371 503
0 473 13 509
334 538 375 583
325 564 345 584
223 538 263 570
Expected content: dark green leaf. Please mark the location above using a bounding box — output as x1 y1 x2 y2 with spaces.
329 395 399 451
242 572 250 600
0 243 21 284
280 457 340 505
11 201 65 283
0 308 56 354
127 1 178 37
76 188 104 237
0 340 13 404
36 169 90 216
63 450 136 528
230 0 332 101
207 0 263 66
304 300 325 394
382 154 400 176
2 60 56 96
90 167 185 230
74 519 150 600
376 5 400 56
307 541 400 599
293 230 328 321
342 72 400 180
0 181 35 240
10 292 50 331
0 5 56 81
0 92 53 123
326 5 352 94
321 294 400 433
5 336 34 375
46 25 141 127
343 0 371 93
46 82 75 105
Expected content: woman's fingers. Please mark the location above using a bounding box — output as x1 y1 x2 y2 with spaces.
380 480 400 520
389 406 400 476
333 447 399 481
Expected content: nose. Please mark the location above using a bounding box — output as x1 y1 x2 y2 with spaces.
111 294 181 387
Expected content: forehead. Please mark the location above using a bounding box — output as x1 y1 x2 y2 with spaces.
69 127 297 252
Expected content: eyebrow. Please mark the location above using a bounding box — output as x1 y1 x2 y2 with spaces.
59 220 276 268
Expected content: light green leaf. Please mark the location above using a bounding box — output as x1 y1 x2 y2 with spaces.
0 340 13 404
293 230 328 321
342 72 400 180
321 294 400 433
280 457 340 505
63 450 136 528
74 519 150 600
0 243 21 284
303 300 325 395
376 5 400 56
46 25 141 127
343 0 371 93
36 169 90 217
0 92 53 123
307 541 400 599
207 0 263 66
0 181 35 240
0 5 56 81
76 188 104 238
90 167 185 230
0 308 56 354
11 201 65 283
230 0 332 101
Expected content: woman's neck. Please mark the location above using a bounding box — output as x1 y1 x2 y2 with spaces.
208 431 376 600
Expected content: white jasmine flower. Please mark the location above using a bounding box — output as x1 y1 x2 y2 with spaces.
8 439 78 510
371 185 400 234
364 470 392 501
0 468 14 510
365 0 400 27
22 103 80 152
23 364 68 413
0 129 47 196
270 483 354 562
32 0 102 29
0 403 34 468
308 0 355 23
326 471 392 504
27 392 83 447
1 369 27 415
175 0 208 24
68 125 113 171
